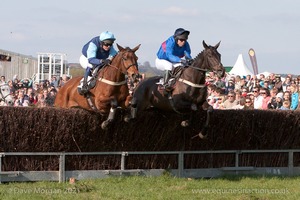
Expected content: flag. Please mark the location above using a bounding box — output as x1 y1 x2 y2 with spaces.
248 48 258 75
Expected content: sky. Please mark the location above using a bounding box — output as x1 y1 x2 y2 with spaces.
1 0 300 74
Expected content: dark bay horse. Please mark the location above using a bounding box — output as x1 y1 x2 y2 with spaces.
130 41 225 138
54 44 141 129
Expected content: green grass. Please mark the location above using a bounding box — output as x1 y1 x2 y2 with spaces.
0 175 300 200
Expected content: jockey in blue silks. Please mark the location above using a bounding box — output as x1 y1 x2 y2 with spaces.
155 28 192 90
78 31 118 95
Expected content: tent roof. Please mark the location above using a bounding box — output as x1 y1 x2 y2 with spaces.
229 54 253 76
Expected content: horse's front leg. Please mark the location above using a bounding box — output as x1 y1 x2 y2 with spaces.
124 96 136 122
191 105 213 139
101 99 118 130
181 103 198 127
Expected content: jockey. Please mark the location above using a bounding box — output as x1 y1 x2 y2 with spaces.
78 31 118 95
155 28 192 90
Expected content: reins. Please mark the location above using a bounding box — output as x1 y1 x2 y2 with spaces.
97 50 138 86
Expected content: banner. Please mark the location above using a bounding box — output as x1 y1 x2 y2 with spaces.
248 48 258 75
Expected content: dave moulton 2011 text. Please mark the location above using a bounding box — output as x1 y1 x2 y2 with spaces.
10 187 79 194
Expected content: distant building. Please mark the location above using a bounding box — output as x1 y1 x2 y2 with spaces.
0 49 38 80
0 49 69 82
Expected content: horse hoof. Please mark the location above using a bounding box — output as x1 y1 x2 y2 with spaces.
124 115 131 123
199 132 207 139
181 120 189 127
101 121 109 130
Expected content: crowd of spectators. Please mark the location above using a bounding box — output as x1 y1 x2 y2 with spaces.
0 74 70 107
206 72 300 110
2 71 300 111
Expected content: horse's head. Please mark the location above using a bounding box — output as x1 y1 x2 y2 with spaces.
202 40 225 78
0 83 14 106
115 44 141 83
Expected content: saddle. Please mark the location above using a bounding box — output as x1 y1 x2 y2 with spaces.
86 67 101 90
158 67 184 96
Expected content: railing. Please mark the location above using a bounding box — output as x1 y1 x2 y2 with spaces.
1 149 300 183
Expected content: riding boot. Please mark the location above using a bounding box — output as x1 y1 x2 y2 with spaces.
78 68 91 95
163 70 172 92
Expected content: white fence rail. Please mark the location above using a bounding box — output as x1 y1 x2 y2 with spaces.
1 149 300 183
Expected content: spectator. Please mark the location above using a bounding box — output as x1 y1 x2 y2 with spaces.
253 87 263 109
280 100 291 110
214 76 226 94
246 75 259 91
24 87 35 106
247 92 255 103
276 92 284 109
213 87 222 98
296 75 300 88
241 87 248 97
45 88 57 106
263 80 272 90
32 81 40 92
283 91 291 102
213 95 225 109
243 97 254 110
207 84 217 97
260 87 271 110
225 79 235 94
35 92 47 108
282 76 291 92
232 97 246 109
289 84 299 110
7 80 16 94
273 75 283 92
223 91 239 109
14 90 29 107
59 74 70 88
0 75 6 84
234 89 242 103
234 75 242 91
21 78 33 88
268 88 278 109
51 76 59 88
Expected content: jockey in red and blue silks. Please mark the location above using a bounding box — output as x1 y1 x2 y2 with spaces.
78 31 118 95
155 28 192 89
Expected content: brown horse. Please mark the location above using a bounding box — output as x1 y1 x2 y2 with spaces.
130 41 225 138
54 44 141 129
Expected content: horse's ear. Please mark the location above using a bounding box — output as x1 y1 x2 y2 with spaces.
132 44 141 52
202 40 209 49
214 41 221 49
116 43 124 51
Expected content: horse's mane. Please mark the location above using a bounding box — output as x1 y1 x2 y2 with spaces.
192 50 204 67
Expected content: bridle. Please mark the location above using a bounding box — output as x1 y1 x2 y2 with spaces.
178 49 222 88
98 50 139 86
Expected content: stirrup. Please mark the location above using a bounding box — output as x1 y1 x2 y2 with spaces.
78 84 88 95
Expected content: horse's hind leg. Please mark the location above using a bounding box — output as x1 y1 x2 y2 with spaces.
101 99 118 129
130 97 138 119
123 95 135 122
124 96 138 122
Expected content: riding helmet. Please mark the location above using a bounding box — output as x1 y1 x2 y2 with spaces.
99 31 116 44
174 28 190 40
